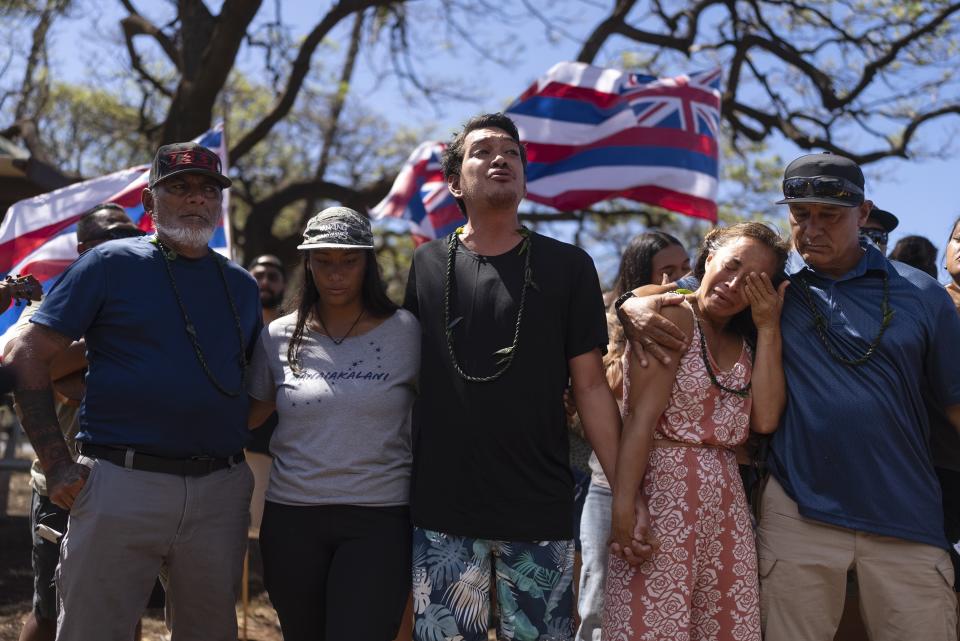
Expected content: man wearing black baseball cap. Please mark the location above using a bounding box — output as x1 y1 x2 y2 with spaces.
757 152 960 640
10 142 262 640
617 152 960 640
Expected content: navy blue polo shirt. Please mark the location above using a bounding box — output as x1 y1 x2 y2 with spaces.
31 236 262 458
770 242 960 548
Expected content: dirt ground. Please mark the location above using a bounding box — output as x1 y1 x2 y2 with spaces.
0 463 282 641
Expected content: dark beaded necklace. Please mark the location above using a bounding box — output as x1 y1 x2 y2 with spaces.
443 226 534 383
792 271 893 366
151 236 247 397
315 306 364 345
693 306 751 398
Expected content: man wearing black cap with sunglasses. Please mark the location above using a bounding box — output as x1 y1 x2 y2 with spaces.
754 153 960 640
618 152 960 640
9 143 262 641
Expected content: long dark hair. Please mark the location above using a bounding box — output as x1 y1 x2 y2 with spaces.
286 249 397 375
605 231 686 392
611 231 685 299
889 235 938 278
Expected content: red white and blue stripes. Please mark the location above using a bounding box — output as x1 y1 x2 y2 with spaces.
0 123 231 351
509 62 722 221
372 63 722 241
370 141 464 244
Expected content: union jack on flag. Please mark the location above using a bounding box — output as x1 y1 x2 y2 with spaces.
369 141 464 244
509 62 722 220
372 62 722 240
0 123 231 352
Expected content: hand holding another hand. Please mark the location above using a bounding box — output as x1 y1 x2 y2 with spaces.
610 492 659 565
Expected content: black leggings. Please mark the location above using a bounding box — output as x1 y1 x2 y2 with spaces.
260 501 412 641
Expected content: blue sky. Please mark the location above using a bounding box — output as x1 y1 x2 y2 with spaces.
45 1 960 281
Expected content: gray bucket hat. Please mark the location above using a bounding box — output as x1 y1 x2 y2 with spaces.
297 207 374 250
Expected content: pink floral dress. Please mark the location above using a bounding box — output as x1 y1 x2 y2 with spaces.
603 304 760 641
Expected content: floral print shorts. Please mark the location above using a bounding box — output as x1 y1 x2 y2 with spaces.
412 527 576 641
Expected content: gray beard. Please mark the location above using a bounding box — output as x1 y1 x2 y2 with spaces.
153 218 216 252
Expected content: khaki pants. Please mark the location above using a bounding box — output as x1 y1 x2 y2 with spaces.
757 476 957 641
57 455 253 641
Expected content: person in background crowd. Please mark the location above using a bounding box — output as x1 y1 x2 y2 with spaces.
249 254 287 325
246 254 287 534
930 215 960 618
575 230 689 641
10 144 261 641
617 153 960 641
603 223 789 641
947 216 960 308
859 206 898 254
248 207 419 641
8 204 145 641
404 113 621 641
889 235 939 279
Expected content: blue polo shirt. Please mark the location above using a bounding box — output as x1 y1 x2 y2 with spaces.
770 242 960 548
31 236 262 458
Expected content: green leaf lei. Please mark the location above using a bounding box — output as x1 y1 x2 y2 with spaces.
792 271 893 367
150 235 247 396
443 226 534 383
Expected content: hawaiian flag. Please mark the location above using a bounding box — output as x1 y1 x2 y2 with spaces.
369 141 464 244
509 62 721 221
372 63 721 239
0 123 231 348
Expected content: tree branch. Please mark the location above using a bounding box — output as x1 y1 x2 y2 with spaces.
14 0 68 122
118 6 181 70
120 16 175 97
577 0 637 63
159 0 263 144
229 0 398 162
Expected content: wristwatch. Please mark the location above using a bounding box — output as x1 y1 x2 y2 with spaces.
614 290 635 311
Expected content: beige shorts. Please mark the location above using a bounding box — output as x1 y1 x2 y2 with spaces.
756 475 957 641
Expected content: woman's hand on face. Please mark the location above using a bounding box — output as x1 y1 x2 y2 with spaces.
746 272 789 331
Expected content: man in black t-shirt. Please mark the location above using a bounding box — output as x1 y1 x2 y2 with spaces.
404 113 621 641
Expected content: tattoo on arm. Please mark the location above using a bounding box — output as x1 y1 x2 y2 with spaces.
11 324 75 475
16 388 72 474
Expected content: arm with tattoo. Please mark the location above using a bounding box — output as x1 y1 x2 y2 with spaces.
9 323 88 509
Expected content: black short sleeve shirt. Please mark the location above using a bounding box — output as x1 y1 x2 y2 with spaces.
404 232 607 540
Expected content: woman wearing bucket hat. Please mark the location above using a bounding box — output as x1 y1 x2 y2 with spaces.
246 206 420 641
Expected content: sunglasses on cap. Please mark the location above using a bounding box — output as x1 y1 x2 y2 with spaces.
860 228 889 247
782 176 864 203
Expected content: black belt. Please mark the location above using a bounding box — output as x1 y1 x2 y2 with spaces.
79 444 244 477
